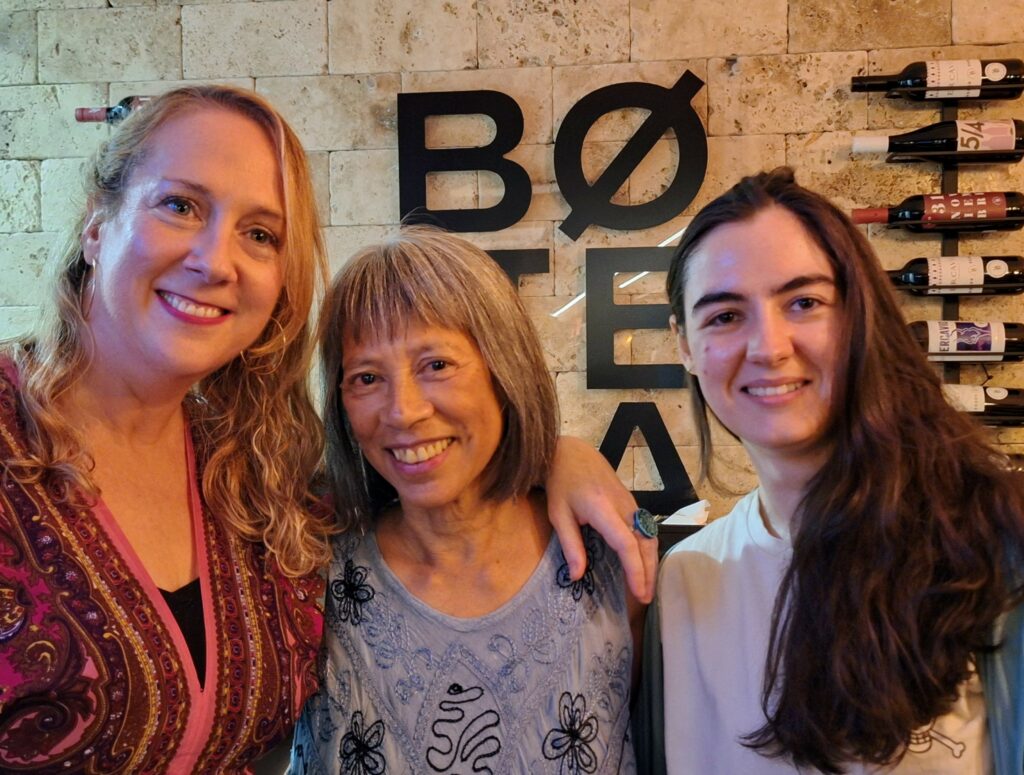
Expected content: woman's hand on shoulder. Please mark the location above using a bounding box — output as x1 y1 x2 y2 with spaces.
546 436 657 603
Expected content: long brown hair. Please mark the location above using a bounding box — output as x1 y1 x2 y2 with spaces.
7 85 334 577
667 167 1024 772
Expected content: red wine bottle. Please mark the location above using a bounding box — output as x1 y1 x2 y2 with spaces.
908 320 1024 362
852 119 1024 163
851 58 1024 100
942 383 1024 425
851 191 1024 232
75 95 152 124
888 256 1024 295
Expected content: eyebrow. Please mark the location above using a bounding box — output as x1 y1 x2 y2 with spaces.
163 178 284 224
691 273 835 312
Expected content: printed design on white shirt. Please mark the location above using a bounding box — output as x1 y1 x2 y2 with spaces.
908 721 966 759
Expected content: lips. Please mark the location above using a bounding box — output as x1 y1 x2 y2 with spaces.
158 290 227 319
388 438 453 464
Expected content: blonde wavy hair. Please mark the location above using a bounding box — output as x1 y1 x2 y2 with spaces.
7 85 334 577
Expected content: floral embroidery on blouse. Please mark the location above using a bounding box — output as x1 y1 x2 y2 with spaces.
330 559 375 626
542 692 600 774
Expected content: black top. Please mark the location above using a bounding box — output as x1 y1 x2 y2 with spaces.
159 577 206 688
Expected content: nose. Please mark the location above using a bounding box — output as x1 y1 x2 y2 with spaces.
384 373 433 428
183 220 239 284
747 309 794 366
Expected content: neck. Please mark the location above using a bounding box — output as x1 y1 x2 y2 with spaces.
375 490 552 618
66 362 189 446
746 445 826 538
381 491 550 570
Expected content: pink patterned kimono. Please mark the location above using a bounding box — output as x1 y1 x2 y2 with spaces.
0 363 324 773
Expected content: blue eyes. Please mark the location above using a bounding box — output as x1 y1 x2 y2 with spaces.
161 197 278 247
163 197 192 216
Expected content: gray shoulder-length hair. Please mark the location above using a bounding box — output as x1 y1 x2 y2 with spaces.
319 226 559 532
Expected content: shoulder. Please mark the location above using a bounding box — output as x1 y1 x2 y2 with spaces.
662 490 760 568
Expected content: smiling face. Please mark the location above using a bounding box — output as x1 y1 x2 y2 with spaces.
340 322 506 517
81 106 285 390
676 206 842 467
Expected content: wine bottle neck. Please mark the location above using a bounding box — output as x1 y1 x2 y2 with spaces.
851 75 893 92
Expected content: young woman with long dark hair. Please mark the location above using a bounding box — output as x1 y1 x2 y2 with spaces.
638 167 1024 774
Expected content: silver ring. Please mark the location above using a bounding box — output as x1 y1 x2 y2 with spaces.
632 508 658 539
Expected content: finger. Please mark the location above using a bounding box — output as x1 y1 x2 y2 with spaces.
600 512 651 603
548 498 588 580
638 533 658 603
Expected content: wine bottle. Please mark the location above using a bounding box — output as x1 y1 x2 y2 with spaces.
888 256 1024 295
852 119 1024 163
851 58 1024 100
942 383 1024 425
908 320 1024 362
851 191 1024 232
75 95 152 125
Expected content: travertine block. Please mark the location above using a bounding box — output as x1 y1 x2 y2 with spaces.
785 131 936 211
0 306 40 340
0 12 36 85
790 0 950 53
552 61 710 140
614 446 635 490
632 134 786 216
0 161 39 232
425 171 479 213
708 52 867 136
323 224 395 277
628 328 677 366
552 219 692 297
863 44 1024 130
40 157 88 234
39 7 180 82
954 0 1024 44
456 220 555 297
0 233 51 306
257 74 399 152
329 149 400 226
478 0 629 68
522 295 585 373
305 150 330 226
2 0 104 11
110 78 255 103
402 68 553 146
631 0 786 60
478 144 566 223
0 83 107 159
329 0 476 74
182 0 327 79
555 371 693 447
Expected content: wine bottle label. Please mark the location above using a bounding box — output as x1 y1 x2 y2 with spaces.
987 386 1010 400
926 59 982 98
923 193 1008 223
927 256 984 294
942 384 986 412
956 120 1016 152
986 258 1011 278
927 321 1006 361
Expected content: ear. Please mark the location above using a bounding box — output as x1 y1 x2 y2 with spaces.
669 314 695 375
80 206 104 267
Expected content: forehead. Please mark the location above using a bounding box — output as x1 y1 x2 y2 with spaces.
684 206 834 307
133 107 283 205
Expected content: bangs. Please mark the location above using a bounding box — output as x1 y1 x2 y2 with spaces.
337 239 478 345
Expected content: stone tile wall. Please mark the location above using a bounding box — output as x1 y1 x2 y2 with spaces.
1 0 1022 519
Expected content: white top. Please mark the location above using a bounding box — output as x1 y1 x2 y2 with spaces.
851 134 891 154
658 489 990 774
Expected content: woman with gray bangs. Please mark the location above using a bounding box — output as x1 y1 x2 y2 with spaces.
292 226 644 774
